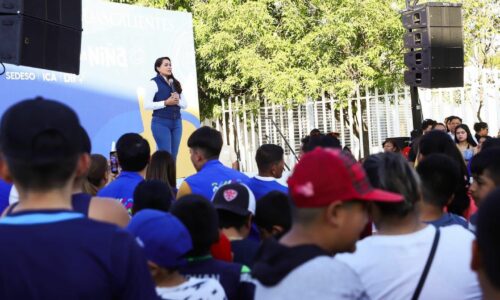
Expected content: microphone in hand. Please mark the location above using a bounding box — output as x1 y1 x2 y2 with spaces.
168 78 176 93
168 78 179 105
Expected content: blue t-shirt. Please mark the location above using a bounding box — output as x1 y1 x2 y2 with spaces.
72 192 92 216
97 171 144 214
426 212 468 229
246 176 288 200
180 256 254 300
184 160 249 200
0 210 158 299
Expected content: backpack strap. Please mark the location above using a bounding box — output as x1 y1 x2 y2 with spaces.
411 227 441 300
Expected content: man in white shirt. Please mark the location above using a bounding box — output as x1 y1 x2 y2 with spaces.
251 148 404 300
336 152 482 300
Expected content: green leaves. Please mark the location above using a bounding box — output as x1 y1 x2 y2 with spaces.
109 0 497 119
194 0 407 117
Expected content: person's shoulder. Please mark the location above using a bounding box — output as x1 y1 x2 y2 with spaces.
76 217 129 236
305 256 357 275
208 258 250 275
272 180 288 190
231 169 249 180
89 197 130 228
97 179 121 196
440 224 474 240
334 232 396 266
448 213 469 227
185 277 227 294
285 256 367 296
232 238 260 250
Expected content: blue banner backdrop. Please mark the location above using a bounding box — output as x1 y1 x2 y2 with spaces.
0 0 200 177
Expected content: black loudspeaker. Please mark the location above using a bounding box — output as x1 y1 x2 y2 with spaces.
403 27 463 48
0 0 81 28
0 0 82 74
404 48 464 69
401 3 463 89
404 68 464 88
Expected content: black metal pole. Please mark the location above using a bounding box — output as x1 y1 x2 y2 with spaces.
406 0 422 131
410 85 423 130
267 117 299 167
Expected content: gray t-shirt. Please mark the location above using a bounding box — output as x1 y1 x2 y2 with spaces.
253 256 369 300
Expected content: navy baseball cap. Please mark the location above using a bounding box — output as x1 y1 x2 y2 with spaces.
127 209 192 269
212 183 256 216
0 97 83 164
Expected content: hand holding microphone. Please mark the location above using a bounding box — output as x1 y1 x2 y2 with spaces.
164 78 180 106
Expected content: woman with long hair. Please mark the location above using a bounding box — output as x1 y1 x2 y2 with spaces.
454 124 478 163
418 130 474 218
143 57 187 161
82 154 109 196
146 150 177 195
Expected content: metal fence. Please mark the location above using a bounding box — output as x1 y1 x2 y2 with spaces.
207 68 500 173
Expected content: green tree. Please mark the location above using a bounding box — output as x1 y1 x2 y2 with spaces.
108 0 498 125
462 0 499 121
193 0 405 118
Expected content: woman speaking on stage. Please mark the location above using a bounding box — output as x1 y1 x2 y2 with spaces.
144 57 187 161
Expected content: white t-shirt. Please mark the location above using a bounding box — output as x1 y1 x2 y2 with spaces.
254 256 369 300
156 277 227 300
219 144 237 168
335 225 482 300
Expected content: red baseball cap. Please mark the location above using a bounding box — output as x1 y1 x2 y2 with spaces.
288 148 403 207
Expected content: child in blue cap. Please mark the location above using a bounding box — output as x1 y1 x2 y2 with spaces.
128 209 227 299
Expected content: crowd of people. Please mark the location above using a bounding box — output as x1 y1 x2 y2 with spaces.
0 97 499 300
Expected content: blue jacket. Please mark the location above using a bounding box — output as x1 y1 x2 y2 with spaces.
97 171 144 214
184 160 249 200
152 74 181 120
246 176 288 200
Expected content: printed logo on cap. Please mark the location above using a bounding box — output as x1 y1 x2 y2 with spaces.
296 182 314 197
223 189 238 202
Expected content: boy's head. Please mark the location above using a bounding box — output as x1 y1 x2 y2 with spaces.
116 133 150 172
473 122 489 137
127 209 192 280
470 148 500 205
254 191 292 240
417 130 466 171
302 134 342 153
363 152 421 221
421 119 437 134
417 154 460 208
433 123 447 132
187 126 223 171
170 194 220 257
446 116 462 134
255 144 285 179
0 97 83 192
287 148 402 253
132 180 174 215
212 183 256 238
471 188 500 296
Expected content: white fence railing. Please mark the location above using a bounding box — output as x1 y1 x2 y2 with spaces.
207 68 500 173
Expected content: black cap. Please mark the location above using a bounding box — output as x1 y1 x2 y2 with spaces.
0 97 83 164
212 183 256 216
79 126 91 154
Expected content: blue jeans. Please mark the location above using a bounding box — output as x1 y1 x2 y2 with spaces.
151 116 182 160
